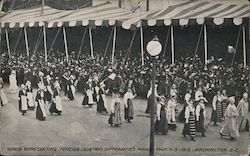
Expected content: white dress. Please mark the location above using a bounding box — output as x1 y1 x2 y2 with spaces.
9 74 19 91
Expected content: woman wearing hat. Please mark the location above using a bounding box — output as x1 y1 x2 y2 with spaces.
9 70 19 93
26 81 35 110
182 97 196 141
167 95 178 131
108 91 122 127
0 77 8 107
155 96 168 135
123 87 136 123
35 83 47 121
49 79 62 115
96 82 108 113
220 97 239 140
82 80 94 107
18 84 28 115
195 97 207 137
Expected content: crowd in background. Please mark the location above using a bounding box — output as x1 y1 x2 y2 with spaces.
0 50 248 106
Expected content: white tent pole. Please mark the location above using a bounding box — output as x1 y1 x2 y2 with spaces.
43 25 47 63
204 24 208 66
140 26 144 66
63 26 69 62
89 27 94 59
171 25 175 65
243 25 246 68
5 28 11 58
24 27 29 57
112 26 117 65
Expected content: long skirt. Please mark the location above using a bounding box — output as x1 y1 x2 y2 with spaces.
68 85 75 101
82 96 93 107
49 103 62 115
216 102 222 122
155 110 168 135
27 92 35 110
19 96 28 114
221 100 228 118
124 101 134 120
0 89 8 105
221 117 239 138
108 104 122 126
97 99 107 113
178 105 186 123
210 110 218 122
196 119 205 133
182 115 196 137
237 115 249 132
36 101 47 121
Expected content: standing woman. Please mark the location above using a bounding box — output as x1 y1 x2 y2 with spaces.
123 88 136 123
0 77 8 107
96 82 108 113
108 91 122 127
236 93 249 132
49 78 62 115
155 96 168 135
219 97 239 140
9 70 19 93
26 81 35 110
68 75 76 101
82 80 94 107
36 83 47 121
44 75 53 104
209 90 222 126
221 89 228 118
18 84 28 115
167 95 177 131
182 98 196 141
195 97 207 137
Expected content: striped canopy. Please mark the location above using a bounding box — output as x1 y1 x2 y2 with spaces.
0 0 249 29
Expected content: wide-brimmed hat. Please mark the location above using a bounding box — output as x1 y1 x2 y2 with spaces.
38 82 45 90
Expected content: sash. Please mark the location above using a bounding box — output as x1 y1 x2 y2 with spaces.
38 100 47 117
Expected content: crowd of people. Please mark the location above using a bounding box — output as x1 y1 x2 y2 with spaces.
0 49 249 141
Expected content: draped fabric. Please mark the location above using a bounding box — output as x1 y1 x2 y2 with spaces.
1 0 249 29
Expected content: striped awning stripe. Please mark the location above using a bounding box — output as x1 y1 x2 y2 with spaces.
0 0 249 29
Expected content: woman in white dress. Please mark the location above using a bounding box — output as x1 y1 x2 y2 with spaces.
0 77 8 107
219 97 239 140
9 70 19 93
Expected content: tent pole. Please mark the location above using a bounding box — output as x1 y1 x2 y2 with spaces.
111 26 117 65
63 26 69 63
89 27 94 59
103 27 114 63
242 25 246 68
204 24 208 66
171 25 174 65
5 28 11 58
24 27 29 57
13 28 23 56
77 27 87 60
48 27 61 56
43 25 48 63
140 26 144 66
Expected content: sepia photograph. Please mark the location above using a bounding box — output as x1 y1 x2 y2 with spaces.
0 0 249 155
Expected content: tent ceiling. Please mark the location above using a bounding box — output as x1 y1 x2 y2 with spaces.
0 0 249 29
